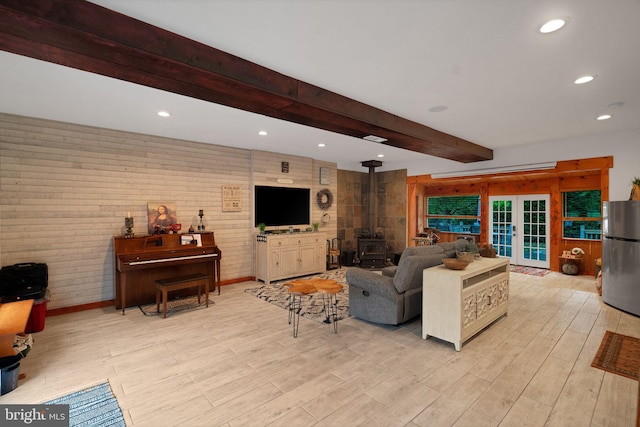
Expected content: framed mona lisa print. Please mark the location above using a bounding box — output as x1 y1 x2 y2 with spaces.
147 201 177 234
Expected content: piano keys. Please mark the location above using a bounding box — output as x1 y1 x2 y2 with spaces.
114 233 221 314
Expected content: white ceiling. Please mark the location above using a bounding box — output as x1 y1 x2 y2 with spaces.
1 0 639 174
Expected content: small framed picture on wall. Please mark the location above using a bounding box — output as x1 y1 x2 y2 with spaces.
320 167 330 185
222 185 242 212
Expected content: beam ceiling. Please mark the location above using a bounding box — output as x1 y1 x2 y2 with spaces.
0 0 493 163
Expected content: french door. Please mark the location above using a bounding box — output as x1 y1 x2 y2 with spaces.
489 195 550 268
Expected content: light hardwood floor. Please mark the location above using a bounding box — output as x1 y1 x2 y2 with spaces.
4 269 639 426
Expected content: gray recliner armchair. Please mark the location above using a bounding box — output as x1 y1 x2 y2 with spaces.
346 243 456 325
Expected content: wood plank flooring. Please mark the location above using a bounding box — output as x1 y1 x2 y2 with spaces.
4 269 638 426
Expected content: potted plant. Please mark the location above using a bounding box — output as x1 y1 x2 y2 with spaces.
455 238 478 263
312 222 320 232
258 223 266 234
631 177 640 201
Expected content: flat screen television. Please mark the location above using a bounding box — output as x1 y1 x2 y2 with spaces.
254 186 311 227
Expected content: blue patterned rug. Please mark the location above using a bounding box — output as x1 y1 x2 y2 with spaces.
44 382 125 426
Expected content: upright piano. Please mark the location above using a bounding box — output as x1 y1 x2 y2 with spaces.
114 233 221 314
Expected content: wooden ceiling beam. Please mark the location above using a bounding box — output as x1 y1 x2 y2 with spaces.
0 0 493 163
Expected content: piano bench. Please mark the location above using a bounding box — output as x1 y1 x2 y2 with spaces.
155 273 210 318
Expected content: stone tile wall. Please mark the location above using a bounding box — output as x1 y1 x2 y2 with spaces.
337 168 407 262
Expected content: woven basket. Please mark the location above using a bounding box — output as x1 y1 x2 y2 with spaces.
443 258 470 270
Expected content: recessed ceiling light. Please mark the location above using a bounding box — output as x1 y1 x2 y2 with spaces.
539 19 566 34
377 154 384 158
258 130 268 136
574 75 595 84
596 114 612 121
157 111 170 117
318 143 326 147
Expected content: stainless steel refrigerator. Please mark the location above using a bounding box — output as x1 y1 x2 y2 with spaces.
602 201 640 316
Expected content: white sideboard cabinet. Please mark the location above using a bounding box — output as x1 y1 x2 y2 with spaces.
422 257 509 351
256 233 326 284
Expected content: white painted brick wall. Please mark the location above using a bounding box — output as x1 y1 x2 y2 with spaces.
0 113 337 309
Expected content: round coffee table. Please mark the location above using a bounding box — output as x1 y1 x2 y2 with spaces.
283 278 343 337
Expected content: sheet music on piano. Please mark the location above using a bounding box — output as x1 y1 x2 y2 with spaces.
180 234 202 246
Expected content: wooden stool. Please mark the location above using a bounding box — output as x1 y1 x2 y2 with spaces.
284 278 342 337
155 273 209 318
283 281 316 338
312 279 343 334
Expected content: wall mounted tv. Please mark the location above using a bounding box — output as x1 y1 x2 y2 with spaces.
254 185 311 227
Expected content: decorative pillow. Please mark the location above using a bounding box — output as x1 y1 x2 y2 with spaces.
403 245 444 258
393 254 446 294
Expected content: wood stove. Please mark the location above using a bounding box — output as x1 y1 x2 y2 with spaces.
358 238 386 268
358 159 386 268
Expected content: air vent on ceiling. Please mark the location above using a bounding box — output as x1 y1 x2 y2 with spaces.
363 135 388 143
